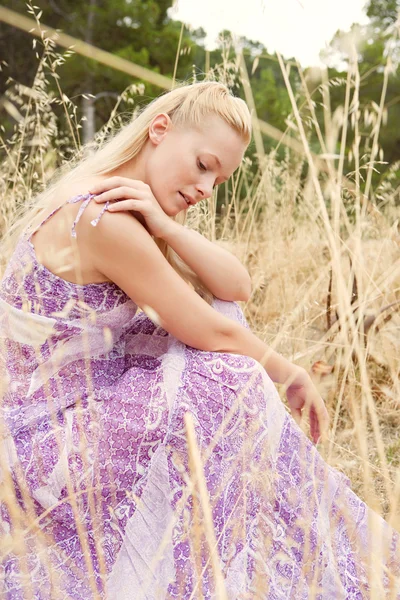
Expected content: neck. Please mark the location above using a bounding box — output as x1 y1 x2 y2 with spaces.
108 143 151 183
103 144 154 235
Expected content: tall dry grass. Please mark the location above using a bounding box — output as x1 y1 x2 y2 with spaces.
0 9 400 597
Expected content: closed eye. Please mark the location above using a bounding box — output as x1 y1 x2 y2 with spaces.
198 160 207 171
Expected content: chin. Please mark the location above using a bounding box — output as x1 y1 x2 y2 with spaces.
156 191 188 217
165 203 187 217
164 207 181 218
155 196 178 217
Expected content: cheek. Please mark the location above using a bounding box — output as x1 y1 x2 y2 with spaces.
148 146 195 196
148 166 179 210
163 165 191 191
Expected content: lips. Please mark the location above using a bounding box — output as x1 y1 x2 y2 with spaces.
179 191 192 206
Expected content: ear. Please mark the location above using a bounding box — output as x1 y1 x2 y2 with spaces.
148 113 172 145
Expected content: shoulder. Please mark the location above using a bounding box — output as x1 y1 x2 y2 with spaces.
76 199 162 274
72 193 149 238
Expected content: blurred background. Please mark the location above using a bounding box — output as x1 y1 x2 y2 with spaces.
0 0 399 523
1 0 399 185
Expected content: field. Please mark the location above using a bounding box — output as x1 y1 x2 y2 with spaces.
0 14 399 597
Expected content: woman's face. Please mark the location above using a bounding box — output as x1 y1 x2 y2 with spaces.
143 113 248 216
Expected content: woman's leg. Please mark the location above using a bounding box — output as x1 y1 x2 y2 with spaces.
159 300 400 599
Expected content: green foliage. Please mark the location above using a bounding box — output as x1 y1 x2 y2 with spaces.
1 0 399 207
204 32 298 156
243 51 300 155
302 15 400 199
0 0 205 126
366 0 400 27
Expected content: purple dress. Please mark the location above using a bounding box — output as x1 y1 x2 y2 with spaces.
0 193 399 599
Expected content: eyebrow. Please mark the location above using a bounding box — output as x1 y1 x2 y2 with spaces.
209 153 222 168
206 153 228 182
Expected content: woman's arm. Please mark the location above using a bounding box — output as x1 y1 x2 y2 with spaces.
161 220 251 302
90 178 251 302
82 205 328 443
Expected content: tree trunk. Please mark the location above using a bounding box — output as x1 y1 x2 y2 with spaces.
82 0 96 145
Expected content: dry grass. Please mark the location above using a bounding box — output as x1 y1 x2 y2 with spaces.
0 10 400 597
186 38 400 524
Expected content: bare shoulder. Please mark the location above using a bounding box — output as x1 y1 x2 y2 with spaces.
81 203 158 266
82 207 232 350
29 185 143 286
73 198 158 277
77 201 240 352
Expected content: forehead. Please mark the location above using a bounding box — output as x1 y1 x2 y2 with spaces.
191 113 242 140
188 115 247 168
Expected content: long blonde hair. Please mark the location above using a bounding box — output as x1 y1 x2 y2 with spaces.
1 81 252 303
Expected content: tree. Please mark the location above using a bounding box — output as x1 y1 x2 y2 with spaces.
301 13 400 198
204 32 300 157
0 0 206 140
366 0 400 28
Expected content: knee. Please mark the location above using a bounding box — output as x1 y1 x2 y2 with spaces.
211 299 250 329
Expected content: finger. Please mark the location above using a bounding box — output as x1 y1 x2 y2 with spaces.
107 200 140 212
93 186 137 202
290 407 302 427
316 400 329 431
90 180 144 197
93 187 146 204
302 402 311 424
310 406 320 444
92 193 107 203
312 403 329 443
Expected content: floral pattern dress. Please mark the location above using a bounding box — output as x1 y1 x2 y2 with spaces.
0 193 399 599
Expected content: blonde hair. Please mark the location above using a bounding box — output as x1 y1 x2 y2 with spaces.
1 81 252 303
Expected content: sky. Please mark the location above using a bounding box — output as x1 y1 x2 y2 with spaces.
169 0 370 68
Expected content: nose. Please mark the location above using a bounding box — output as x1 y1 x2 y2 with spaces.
196 178 214 201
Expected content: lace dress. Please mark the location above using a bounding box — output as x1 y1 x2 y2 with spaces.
0 193 398 599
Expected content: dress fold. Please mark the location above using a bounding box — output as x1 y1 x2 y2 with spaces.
0 194 398 599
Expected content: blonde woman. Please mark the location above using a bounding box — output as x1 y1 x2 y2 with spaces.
0 81 398 598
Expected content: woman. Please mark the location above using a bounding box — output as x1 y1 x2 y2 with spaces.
0 81 398 599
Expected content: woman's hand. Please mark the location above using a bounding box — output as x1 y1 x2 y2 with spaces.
89 177 173 239
285 369 330 444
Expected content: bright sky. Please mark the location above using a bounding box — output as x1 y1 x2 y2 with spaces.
169 0 370 67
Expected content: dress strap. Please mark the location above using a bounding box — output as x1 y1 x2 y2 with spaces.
26 193 110 242
70 193 110 238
